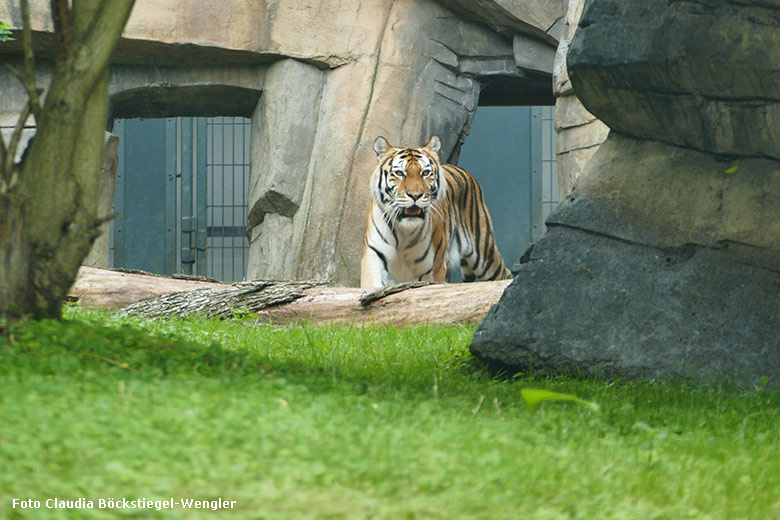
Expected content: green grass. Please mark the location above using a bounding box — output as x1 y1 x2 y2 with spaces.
1 308 778 519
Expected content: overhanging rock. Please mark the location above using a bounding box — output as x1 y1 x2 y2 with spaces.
567 0 780 159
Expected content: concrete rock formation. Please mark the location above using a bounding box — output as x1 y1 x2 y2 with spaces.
551 0 608 199
567 0 780 160
0 0 563 285
472 0 780 388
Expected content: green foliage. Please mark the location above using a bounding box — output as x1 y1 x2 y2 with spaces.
0 20 13 42
1 309 779 519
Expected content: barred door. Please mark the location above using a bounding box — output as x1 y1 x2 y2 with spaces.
202 117 251 281
111 116 251 282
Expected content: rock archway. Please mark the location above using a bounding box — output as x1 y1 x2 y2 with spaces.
244 1 561 285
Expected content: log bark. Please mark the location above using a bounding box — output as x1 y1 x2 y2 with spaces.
70 267 229 310
69 267 511 326
123 281 324 319
253 280 512 326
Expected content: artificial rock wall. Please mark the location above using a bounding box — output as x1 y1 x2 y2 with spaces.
0 0 563 285
472 0 780 388
244 0 563 285
552 0 608 198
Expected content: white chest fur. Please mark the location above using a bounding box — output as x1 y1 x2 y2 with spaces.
366 204 434 285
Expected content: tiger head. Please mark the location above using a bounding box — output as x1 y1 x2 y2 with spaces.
371 135 446 227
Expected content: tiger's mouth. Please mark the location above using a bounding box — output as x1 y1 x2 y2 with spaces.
400 205 424 219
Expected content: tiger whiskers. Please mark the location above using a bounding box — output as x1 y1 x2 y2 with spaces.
380 203 399 226
429 202 445 223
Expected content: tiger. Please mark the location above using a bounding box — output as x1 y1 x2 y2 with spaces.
360 135 513 288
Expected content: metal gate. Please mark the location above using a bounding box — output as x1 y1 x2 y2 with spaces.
111 116 251 282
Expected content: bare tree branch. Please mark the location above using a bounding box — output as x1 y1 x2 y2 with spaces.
50 0 73 58
68 0 134 89
19 0 42 123
33 0 134 124
96 210 120 226
2 101 32 183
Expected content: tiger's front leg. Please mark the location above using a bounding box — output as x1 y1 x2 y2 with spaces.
360 243 389 288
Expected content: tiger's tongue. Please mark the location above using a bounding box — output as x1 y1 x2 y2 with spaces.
405 206 421 216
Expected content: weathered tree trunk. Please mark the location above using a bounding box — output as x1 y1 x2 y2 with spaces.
0 194 29 315
0 0 135 321
70 267 512 326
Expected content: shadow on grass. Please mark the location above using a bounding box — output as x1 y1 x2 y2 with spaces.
0 313 487 394
0 316 273 379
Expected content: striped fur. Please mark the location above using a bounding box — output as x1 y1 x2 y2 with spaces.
360 135 512 288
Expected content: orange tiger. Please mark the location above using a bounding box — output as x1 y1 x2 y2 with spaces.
360 135 512 288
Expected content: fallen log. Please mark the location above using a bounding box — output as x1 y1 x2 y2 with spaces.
123 280 324 319
71 267 228 309
70 267 512 326
253 281 512 326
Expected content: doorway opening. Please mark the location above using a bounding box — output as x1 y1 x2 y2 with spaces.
457 105 558 274
110 116 251 282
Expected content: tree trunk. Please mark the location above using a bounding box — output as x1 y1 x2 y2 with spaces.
0 1 135 321
0 194 29 317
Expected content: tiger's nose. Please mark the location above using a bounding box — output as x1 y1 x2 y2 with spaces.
408 192 423 201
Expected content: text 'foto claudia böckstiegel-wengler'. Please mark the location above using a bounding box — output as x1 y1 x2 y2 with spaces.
11 497 238 511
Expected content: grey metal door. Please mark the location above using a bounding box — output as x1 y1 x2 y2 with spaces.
111 117 250 282
111 118 175 275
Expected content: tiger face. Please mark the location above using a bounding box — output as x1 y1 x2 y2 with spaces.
371 136 446 229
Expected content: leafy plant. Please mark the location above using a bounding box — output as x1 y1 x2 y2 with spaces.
0 20 13 42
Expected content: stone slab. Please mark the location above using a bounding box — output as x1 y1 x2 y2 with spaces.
550 134 780 254
247 59 324 229
554 144 600 199
84 133 119 269
513 33 556 75
554 118 609 153
471 225 780 388
434 0 564 42
554 95 596 131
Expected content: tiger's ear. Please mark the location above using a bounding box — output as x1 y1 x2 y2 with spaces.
425 135 441 155
373 136 391 157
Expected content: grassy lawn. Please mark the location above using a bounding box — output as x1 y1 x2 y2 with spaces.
1 308 778 519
